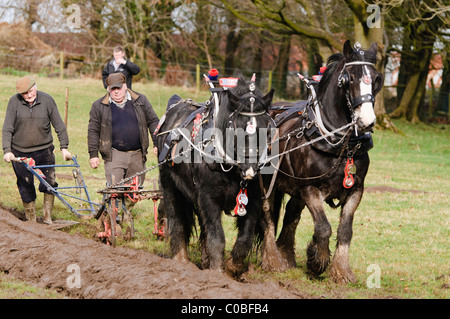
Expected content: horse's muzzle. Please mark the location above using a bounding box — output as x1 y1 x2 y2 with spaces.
243 167 256 180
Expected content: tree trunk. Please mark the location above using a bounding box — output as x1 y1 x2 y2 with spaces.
252 36 264 89
410 77 427 123
307 40 324 76
224 21 243 75
273 36 291 99
390 47 432 122
396 31 414 103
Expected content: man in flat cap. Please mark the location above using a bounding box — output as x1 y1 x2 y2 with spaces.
2 76 72 224
88 73 159 216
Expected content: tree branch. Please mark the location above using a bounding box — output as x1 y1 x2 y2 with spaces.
220 0 342 50
344 0 367 26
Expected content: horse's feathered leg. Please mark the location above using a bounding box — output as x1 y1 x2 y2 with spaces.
227 192 260 277
303 187 332 277
197 213 210 270
260 189 289 272
329 187 363 283
276 196 305 268
198 196 226 272
161 171 194 264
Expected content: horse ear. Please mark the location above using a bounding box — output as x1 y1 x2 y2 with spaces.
262 89 275 107
368 42 378 55
373 72 384 95
343 40 353 58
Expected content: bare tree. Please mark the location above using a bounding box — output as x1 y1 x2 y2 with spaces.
218 0 398 128
387 0 449 123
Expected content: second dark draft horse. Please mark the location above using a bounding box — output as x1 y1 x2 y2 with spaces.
157 77 274 277
263 41 384 283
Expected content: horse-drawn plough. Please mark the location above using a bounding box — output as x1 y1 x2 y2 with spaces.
12 156 165 247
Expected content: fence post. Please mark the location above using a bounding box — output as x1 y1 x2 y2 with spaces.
64 87 69 127
60 51 64 80
196 64 200 92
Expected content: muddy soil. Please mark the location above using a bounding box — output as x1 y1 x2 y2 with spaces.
0 208 299 299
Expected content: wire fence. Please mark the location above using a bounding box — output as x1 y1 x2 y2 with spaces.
0 45 448 118
0 45 310 98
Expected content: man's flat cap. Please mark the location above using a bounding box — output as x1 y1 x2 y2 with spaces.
16 76 36 94
106 73 126 89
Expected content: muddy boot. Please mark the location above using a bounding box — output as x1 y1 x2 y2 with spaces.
23 201 36 222
43 193 55 225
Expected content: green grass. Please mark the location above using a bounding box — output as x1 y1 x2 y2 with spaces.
0 272 63 299
0 73 448 299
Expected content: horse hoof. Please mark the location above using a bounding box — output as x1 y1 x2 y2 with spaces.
329 264 357 284
306 244 330 277
278 246 297 269
225 257 244 278
261 253 290 273
173 249 190 264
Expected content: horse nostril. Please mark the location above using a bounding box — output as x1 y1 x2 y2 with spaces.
358 119 375 133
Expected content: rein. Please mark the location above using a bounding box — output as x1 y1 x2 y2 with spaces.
260 122 356 199
270 125 354 181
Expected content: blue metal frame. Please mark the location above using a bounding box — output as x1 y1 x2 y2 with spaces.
16 156 99 218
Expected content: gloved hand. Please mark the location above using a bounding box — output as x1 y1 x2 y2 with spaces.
3 152 15 163
62 149 72 161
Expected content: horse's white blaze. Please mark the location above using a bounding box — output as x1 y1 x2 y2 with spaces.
355 66 376 128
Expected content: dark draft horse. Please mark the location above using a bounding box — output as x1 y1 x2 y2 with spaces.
263 41 384 283
157 78 274 277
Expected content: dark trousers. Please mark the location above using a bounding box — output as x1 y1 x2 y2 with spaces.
12 146 57 203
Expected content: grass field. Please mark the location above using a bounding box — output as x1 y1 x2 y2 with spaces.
0 74 448 299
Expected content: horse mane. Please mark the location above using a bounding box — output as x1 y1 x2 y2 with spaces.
317 53 345 101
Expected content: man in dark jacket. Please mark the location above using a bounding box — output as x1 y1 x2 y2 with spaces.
88 73 159 189
2 76 72 224
102 46 140 90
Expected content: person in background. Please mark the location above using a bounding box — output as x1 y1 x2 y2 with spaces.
2 76 72 224
88 73 159 216
102 46 140 90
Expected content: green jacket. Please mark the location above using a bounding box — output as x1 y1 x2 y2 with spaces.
2 91 69 154
87 89 159 162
